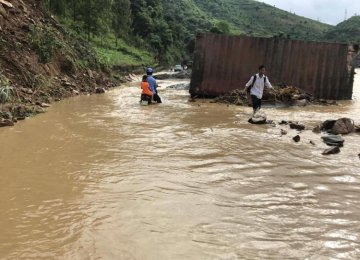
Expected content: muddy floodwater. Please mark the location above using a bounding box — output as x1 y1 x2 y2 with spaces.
1 71 360 259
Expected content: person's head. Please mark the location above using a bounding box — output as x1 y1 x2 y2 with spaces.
146 67 154 76
142 75 148 82
258 65 266 76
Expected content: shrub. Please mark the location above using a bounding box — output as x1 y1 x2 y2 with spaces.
28 26 62 64
0 74 13 104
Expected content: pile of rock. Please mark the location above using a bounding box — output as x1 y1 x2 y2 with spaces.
213 89 248 106
213 86 314 107
263 86 313 105
247 116 358 157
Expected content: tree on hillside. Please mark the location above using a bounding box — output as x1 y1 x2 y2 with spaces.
210 21 231 34
112 0 132 46
77 0 112 41
46 0 66 15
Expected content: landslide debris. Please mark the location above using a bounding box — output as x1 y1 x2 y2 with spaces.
0 0 118 125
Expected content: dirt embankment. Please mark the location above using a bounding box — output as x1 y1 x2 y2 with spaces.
0 0 120 126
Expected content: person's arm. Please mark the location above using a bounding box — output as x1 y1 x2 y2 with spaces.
265 77 273 89
245 76 254 88
243 76 254 93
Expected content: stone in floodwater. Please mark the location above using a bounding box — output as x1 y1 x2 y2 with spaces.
290 123 305 131
0 119 15 127
293 135 301 142
312 125 321 133
331 118 354 135
322 146 340 155
95 87 106 94
321 135 344 147
280 129 287 136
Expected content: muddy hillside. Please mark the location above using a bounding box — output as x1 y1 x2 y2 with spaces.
0 0 116 124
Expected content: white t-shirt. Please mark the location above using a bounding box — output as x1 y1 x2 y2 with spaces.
245 73 273 99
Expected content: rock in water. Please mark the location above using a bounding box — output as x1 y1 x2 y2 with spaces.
331 118 354 135
95 87 106 94
280 129 288 136
322 146 340 155
321 135 345 147
312 125 321 133
294 99 308 106
293 135 301 142
0 119 14 127
40 103 51 108
321 120 336 132
290 123 305 131
248 111 267 124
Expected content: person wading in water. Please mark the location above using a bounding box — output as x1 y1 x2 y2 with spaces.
146 67 162 103
244 65 273 114
140 75 153 105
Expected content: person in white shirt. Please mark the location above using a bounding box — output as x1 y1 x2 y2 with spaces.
244 65 273 113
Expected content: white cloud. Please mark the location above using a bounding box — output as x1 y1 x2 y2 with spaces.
259 0 360 25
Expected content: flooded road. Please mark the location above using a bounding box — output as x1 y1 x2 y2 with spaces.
0 71 360 259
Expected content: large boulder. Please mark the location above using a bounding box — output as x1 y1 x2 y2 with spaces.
321 135 345 147
320 118 354 134
331 118 354 135
321 120 336 132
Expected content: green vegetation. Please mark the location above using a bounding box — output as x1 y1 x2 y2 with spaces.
28 25 63 64
187 0 331 40
0 74 13 104
43 0 358 68
324 16 360 44
91 36 154 67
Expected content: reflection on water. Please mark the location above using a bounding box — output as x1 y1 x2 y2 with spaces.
0 71 359 259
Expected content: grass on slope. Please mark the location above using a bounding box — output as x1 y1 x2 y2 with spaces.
324 16 360 44
91 35 154 67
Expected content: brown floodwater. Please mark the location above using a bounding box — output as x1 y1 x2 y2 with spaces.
0 71 360 259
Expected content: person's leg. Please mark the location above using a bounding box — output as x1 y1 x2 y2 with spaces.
251 95 258 112
258 98 262 110
146 95 152 105
154 93 162 103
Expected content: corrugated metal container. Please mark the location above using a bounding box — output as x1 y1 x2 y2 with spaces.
190 33 359 100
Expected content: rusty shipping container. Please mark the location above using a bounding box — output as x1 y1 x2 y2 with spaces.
190 33 359 100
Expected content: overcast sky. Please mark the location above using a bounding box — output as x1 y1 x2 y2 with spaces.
259 0 360 25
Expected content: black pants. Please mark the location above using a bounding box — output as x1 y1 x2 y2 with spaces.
141 94 152 105
251 95 262 112
153 93 162 103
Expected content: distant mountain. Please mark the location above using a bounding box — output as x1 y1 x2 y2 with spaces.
324 16 360 44
162 0 332 41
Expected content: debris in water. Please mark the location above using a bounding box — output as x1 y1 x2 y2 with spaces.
322 146 341 155
280 129 288 136
293 135 301 142
290 123 305 131
321 135 345 147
